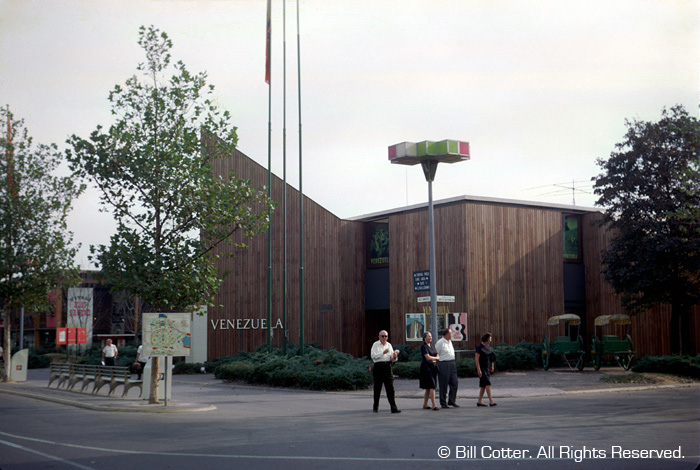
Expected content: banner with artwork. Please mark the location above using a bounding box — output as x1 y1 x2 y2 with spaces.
447 313 468 342
67 288 93 349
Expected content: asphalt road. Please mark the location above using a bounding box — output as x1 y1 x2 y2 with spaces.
0 378 698 470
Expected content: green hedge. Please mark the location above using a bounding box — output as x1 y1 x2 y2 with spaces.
632 355 700 378
212 345 373 391
391 341 542 378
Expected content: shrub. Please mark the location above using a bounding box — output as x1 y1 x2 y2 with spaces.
212 345 372 391
393 344 423 362
492 342 541 371
632 355 700 378
456 358 477 377
173 362 206 375
217 361 256 382
28 350 51 369
392 361 420 379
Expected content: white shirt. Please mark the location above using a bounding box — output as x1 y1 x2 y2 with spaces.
102 344 118 358
435 337 455 361
136 345 150 363
371 340 397 363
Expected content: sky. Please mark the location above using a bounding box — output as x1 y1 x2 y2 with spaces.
1 0 698 268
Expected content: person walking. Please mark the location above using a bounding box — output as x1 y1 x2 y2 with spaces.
435 328 459 408
419 331 440 410
475 332 497 407
370 330 401 414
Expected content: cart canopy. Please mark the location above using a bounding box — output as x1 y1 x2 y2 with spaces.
547 314 581 326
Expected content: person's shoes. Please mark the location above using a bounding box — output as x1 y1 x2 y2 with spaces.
391 409 401 414
423 406 431 410
441 404 449 409
448 402 460 408
433 407 440 411
477 402 487 407
373 409 378 413
489 403 497 407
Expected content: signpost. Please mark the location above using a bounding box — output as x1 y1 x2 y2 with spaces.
142 313 191 406
390 140 470 338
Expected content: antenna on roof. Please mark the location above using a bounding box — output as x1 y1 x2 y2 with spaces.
525 180 594 206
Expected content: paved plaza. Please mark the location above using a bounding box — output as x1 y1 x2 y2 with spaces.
0 368 698 469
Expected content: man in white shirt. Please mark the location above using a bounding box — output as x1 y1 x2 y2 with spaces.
370 330 401 414
435 328 459 408
101 339 118 366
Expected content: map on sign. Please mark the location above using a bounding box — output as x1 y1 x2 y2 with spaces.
142 313 191 357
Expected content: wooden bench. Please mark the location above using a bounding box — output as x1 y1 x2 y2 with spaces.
47 363 142 398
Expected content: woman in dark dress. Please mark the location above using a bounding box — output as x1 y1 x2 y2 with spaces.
419 331 440 410
475 332 497 407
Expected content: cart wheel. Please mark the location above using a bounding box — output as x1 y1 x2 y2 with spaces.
576 336 585 371
542 336 550 371
621 334 634 371
592 336 601 371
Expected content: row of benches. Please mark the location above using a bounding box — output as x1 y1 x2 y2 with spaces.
48 363 143 398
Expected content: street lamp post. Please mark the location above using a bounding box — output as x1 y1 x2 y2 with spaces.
388 140 470 339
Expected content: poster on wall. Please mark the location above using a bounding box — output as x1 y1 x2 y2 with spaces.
405 314 425 341
67 288 93 350
447 313 468 342
424 313 446 336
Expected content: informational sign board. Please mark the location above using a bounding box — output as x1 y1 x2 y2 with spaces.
413 270 430 292
142 313 191 357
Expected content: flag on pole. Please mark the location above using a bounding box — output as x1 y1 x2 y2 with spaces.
265 0 271 84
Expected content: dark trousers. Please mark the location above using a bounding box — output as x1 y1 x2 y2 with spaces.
104 357 116 367
437 361 458 405
373 362 398 411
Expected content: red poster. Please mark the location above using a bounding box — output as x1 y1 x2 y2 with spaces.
67 328 77 344
56 328 67 345
77 328 87 345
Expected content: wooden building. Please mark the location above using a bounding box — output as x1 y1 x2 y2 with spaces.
207 142 700 359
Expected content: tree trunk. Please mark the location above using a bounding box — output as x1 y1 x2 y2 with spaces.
2 310 11 382
669 305 681 355
678 304 695 355
149 356 160 404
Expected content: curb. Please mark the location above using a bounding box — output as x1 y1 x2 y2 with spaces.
0 387 217 413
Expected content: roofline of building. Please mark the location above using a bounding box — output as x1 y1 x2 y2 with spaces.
346 194 603 222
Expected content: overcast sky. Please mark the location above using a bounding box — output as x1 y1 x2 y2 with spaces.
1 0 698 268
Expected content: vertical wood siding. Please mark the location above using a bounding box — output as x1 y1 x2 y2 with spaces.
206 142 366 358
208 142 698 359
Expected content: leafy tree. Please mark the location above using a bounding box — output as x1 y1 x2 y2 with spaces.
66 26 273 403
0 108 83 381
593 104 700 354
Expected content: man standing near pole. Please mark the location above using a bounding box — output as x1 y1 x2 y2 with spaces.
435 328 459 408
